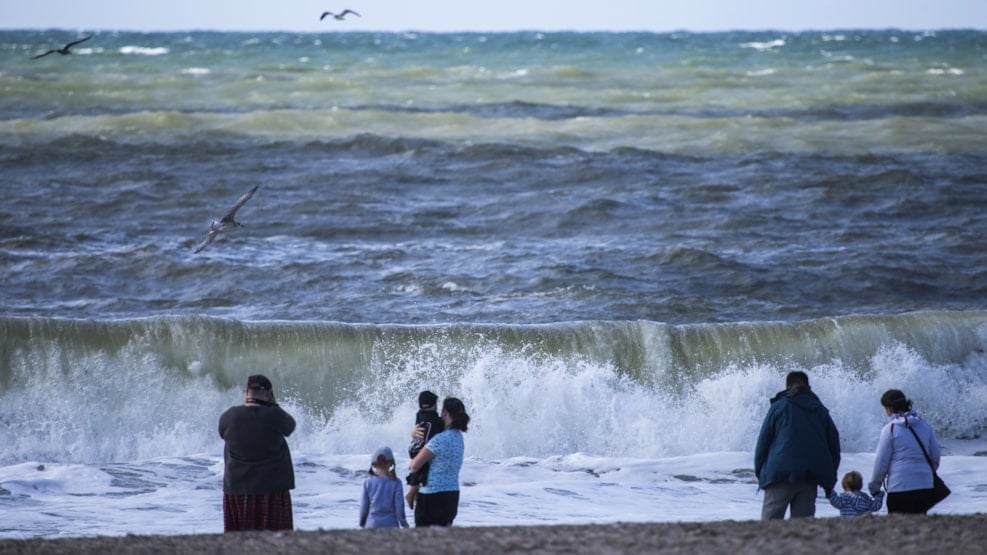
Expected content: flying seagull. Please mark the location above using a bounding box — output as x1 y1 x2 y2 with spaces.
320 9 361 21
31 35 93 59
194 186 258 254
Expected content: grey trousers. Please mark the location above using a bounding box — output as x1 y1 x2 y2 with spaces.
761 482 818 520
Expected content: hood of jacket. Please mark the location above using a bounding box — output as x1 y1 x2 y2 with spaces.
769 384 825 412
888 410 923 427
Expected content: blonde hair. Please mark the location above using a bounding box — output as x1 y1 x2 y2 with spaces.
841 470 863 492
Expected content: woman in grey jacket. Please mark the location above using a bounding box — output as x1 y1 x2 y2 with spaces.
868 389 943 514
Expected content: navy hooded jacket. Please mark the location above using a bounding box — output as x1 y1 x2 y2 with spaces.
754 385 841 491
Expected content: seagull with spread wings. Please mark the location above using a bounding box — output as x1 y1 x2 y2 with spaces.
320 9 361 21
194 186 259 254
32 35 93 59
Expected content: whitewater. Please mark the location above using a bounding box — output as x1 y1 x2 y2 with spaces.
1 314 986 538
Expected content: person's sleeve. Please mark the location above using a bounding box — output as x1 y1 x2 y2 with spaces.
827 490 844 509
929 428 942 470
753 408 774 479
279 409 297 437
359 480 369 527
869 491 885 512
218 410 228 439
869 425 892 494
827 414 841 472
426 418 443 441
395 481 409 528
426 431 446 458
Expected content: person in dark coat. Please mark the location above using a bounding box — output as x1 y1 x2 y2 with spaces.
754 371 841 520
218 374 296 531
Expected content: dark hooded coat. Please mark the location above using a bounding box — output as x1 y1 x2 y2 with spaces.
754 385 841 491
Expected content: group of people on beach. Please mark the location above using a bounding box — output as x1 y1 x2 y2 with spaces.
217 370 946 533
755 371 947 519
358 390 470 529
218 375 469 531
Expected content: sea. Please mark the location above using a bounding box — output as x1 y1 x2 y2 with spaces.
1 29 986 539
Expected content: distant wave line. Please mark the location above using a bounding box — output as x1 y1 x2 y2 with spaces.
4 99 987 124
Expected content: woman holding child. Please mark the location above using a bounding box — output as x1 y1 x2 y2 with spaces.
409 397 470 527
868 389 944 514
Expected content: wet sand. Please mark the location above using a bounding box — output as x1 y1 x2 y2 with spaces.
2 514 985 554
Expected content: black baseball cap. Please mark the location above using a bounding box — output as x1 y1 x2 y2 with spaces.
246 374 273 391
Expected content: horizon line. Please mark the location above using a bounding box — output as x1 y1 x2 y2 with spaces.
2 26 984 34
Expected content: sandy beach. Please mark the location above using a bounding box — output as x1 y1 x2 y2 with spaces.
3 514 985 554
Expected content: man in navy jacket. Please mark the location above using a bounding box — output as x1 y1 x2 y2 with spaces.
754 371 841 519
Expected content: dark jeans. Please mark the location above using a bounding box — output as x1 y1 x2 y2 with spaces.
414 490 460 527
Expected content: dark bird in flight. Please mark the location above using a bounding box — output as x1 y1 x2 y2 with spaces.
320 9 361 21
194 186 259 254
31 35 93 59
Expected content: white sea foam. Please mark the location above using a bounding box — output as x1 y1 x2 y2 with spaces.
740 39 785 51
1 448 984 539
119 46 169 56
2 315 985 465
1 317 984 538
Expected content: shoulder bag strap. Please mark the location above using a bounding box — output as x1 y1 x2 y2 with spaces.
904 424 937 472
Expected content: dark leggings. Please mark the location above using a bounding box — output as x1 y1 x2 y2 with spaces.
414 490 460 527
887 488 936 514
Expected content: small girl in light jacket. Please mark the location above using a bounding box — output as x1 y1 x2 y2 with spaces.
828 471 884 516
359 446 409 529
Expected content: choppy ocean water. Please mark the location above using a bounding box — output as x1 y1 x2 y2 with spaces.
1 29 986 538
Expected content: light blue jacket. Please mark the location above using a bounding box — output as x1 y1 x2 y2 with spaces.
869 411 941 494
359 474 409 528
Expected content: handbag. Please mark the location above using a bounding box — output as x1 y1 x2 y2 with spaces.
905 425 951 508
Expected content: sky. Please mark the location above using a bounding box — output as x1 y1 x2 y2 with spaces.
1 0 985 33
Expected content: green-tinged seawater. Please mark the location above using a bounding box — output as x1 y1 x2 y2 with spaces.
1 30 985 153
2 30 987 325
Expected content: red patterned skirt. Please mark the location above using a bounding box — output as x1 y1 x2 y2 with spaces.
223 490 293 532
